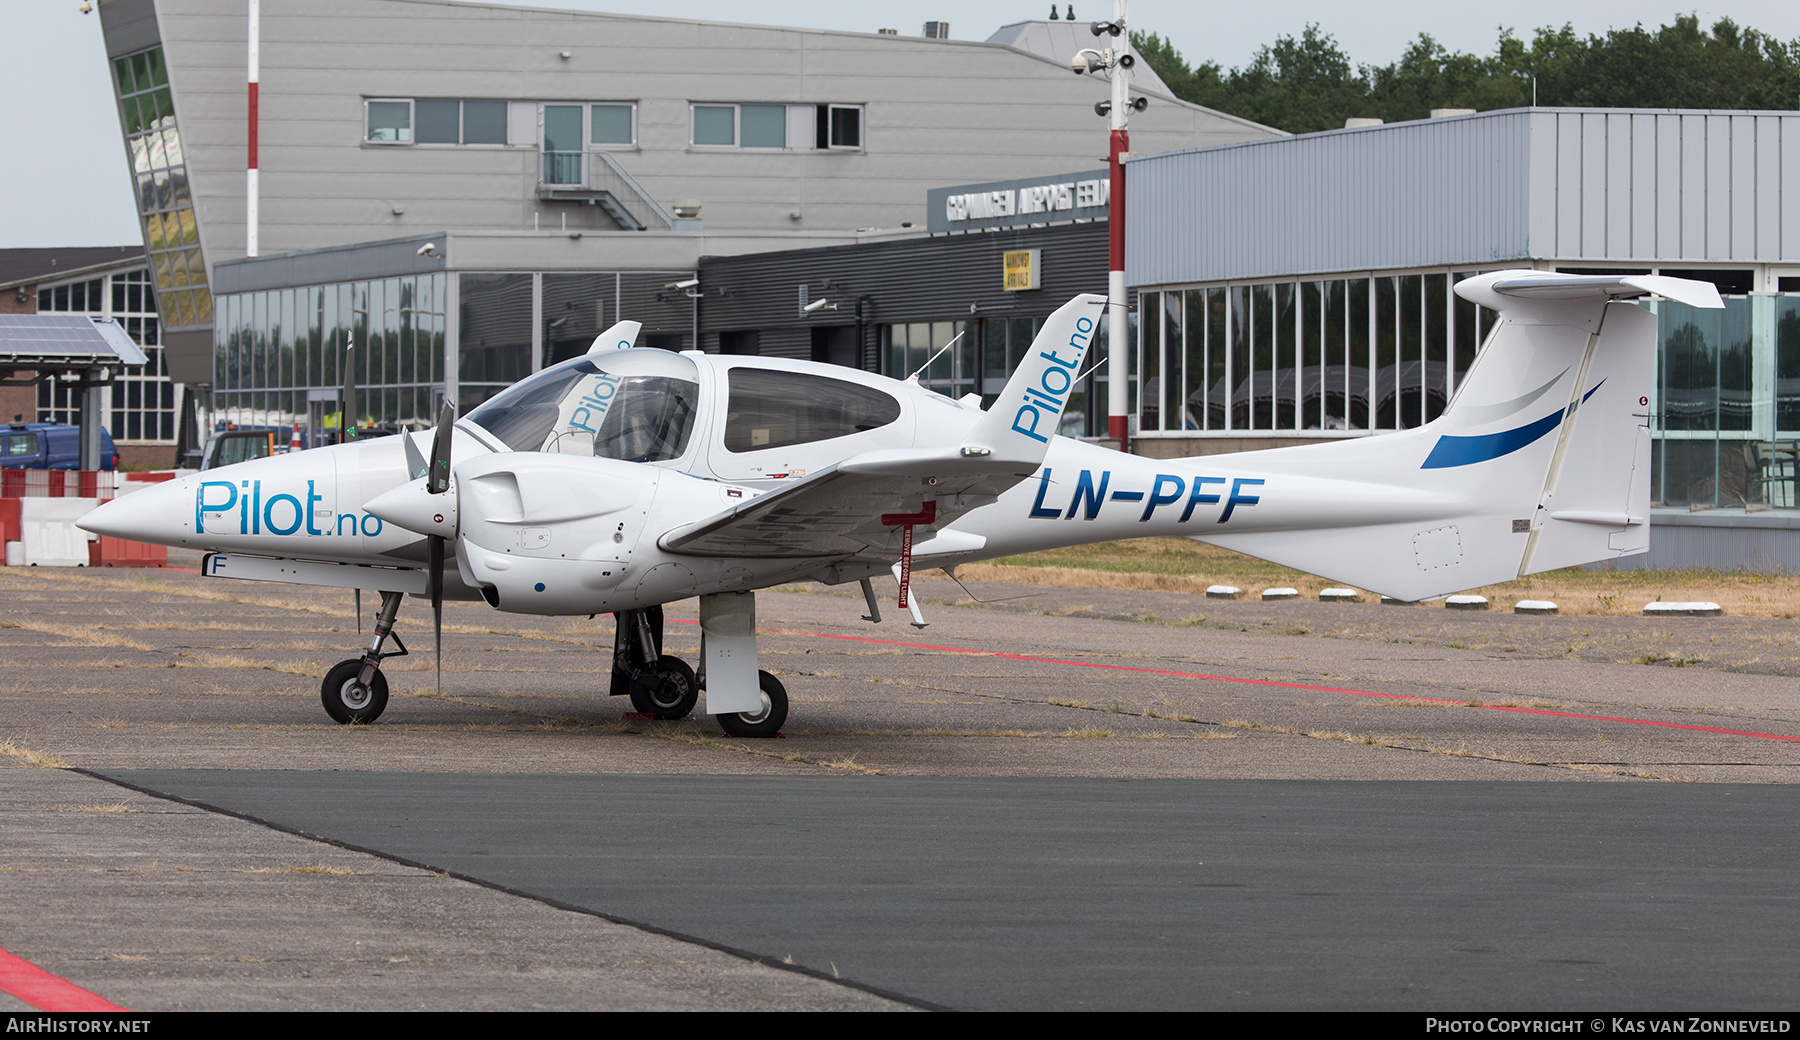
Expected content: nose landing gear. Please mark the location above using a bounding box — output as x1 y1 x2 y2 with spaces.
321 589 408 724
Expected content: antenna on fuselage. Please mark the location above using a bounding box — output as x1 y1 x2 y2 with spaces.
904 330 966 384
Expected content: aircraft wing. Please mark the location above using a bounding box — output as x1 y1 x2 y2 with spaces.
656 449 1022 560
658 292 1105 563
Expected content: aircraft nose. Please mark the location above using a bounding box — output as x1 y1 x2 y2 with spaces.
77 476 195 546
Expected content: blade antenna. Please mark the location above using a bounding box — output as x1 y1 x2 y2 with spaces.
905 330 966 383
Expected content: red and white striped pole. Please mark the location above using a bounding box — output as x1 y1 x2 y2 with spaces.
1105 0 1131 453
246 0 259 258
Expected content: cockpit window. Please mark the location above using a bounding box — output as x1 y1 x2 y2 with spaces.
723 368 902 453
466 350 700 462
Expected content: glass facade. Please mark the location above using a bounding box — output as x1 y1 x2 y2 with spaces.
212 269 695 436
881 315 1109 438
112 46 212 336
35 268 175 444
212 274 447 439
1139 267 1800 511
1652 293 1800 509
1135 269 1490 435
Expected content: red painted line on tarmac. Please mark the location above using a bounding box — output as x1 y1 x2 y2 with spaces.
0 945 126 1012
671 618 1800 744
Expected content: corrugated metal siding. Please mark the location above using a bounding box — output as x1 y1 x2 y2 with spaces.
1127 112 1533 285
1129 108 1800 286
697 222 1109 363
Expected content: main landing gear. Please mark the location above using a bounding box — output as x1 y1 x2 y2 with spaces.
609 606 699 720
612 603 788 737
321 589 407 724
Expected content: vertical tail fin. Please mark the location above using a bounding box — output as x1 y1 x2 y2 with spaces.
1192 272 1720 599
965 293 1106 468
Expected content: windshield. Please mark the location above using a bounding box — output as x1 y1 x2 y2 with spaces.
466 350 701 462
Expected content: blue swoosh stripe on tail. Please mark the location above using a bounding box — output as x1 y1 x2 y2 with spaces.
1421 408 1567 469
1420 381 1607 470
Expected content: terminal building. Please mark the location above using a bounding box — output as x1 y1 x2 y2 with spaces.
90 0 1275 435
1121 107 1800 568
71 2 1800 570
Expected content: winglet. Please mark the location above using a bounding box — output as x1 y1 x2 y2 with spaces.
586 320 643 355
963 293 1106 463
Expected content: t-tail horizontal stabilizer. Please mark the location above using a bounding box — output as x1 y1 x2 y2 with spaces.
1189 271 1721 601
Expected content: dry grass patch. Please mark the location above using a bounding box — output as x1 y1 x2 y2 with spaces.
961 536 1800 618
0 741 69 768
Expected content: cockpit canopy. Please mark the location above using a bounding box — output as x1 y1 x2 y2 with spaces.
466 350 700 463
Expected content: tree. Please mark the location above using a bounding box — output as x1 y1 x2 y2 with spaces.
1134 16 1800 135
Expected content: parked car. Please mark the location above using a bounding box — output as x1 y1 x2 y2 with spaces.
0 422 118 471
199 427 281 470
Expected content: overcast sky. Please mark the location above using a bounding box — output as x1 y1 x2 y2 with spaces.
6 0 1798 249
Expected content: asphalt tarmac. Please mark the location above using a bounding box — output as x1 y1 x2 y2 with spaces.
3 556 1798 1010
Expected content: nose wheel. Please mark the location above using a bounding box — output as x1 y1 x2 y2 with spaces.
322 659 390 724
321 589 407 725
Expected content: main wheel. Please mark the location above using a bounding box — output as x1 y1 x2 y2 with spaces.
628 655 699 720
322 659 389 725
718 670 788 738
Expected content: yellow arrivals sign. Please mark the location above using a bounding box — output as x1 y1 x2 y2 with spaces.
1003 249 1040 291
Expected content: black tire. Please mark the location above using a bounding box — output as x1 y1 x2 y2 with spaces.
718 670 788 738
628 655 699 720
322 658 388 725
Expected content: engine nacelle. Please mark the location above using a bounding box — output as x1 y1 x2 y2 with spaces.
452 453 749 615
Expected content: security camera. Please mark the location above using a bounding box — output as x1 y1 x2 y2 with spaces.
416 242 437 256
665 278 699 291
801 297 835 314
1072 48 1105 75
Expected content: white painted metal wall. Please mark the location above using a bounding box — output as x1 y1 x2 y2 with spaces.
1127 108 1800 287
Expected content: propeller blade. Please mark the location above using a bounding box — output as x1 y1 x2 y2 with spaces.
429 534 444 692
427 401 454 691
401 431 427 482
428 401 456 495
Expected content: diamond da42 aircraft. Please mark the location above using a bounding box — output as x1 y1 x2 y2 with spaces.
80 271 1721 735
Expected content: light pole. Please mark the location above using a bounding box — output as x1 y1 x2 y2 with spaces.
1075 0 1139 451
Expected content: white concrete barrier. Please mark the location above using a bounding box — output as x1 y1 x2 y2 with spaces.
18 498 99 566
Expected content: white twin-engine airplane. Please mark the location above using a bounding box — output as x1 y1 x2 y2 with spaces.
81 271 1722 736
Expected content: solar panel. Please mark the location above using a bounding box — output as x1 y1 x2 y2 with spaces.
0 315 149 366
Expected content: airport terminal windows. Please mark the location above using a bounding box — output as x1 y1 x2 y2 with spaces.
212 274 447 441
1135 271 1491 437
690 104 863 150
113 45 211 336
414 100 508 145
822 105 862 149
365 99 412 142
365 99 634 150
1139 267 1800 511
36 268 175 444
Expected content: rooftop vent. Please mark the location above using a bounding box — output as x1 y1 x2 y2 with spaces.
1430 108 1476 119
924 20 950 39
1343 118 1384 129
878 27 898 35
